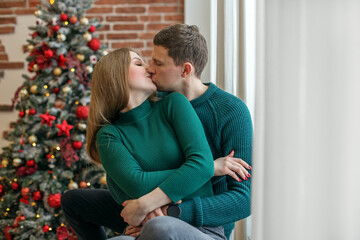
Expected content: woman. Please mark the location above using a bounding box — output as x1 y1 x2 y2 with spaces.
86 48 249 239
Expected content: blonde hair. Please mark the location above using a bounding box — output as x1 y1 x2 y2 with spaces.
87 48 133 164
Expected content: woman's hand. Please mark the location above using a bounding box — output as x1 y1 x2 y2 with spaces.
213 150 251 181
121 199 148 226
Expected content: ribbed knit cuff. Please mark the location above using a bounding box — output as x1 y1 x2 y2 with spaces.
179 196 203 226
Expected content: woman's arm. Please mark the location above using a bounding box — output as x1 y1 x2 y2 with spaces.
99 93 215 224
97 127 175 200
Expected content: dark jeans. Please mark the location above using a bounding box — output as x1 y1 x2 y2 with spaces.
61 189 127 240
61 189 226 240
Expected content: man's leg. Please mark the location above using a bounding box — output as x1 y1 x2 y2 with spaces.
136 216 226 240
61 189 127 240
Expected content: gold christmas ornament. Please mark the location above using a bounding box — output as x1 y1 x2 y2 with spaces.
1 158 9 167
12 158 22 167
77 122 87 131
32 64 39 72
57 33 66 42
100 175 107 185
30 85 38 94
68 180 79 190
53 67 62 76
86 66 93 74
54 99 65 109
20 88 29 100
83 32 92 42
76 53 85 62
34 10 42 17
28 134 38 144
80 17 89 25
27 44 34 52
62 85 71 93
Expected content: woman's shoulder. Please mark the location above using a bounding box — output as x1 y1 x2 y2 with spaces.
162 92 188 105
96 124 119 141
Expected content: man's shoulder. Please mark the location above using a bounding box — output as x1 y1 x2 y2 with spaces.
208 86 249 114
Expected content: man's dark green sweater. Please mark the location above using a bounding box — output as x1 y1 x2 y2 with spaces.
179 83 253 239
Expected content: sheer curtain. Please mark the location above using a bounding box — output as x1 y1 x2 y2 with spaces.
185 1 256 239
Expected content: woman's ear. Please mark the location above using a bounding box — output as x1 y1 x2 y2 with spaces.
181 62 193 78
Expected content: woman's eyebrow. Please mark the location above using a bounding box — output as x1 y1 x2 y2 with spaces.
132 57 143 61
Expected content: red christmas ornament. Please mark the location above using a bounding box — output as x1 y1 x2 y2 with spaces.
16 164 38 177
56 120 73 137
88 25 96 33
40 112 56 127
52 87 60 93
28 108 37 115
26 160 35 167
21 187 30 197
47 193 62 208
44 49 54 58
56 226 69 240
0 184 4 196
76 105 89 120
32 32 39 39
19 110 25 118
19 197 29 204
28 62 34 72
60 13 68 21
32 190 42 201
18 149 23 153
43 225 50 233
87 38 101 51
72 141 82 149
69 16 78 24
79 181 87 188
11 182 19 190
4 226 12 240
13 215 26 227
52 25 60 32
57 54 67 68
46 154 52 159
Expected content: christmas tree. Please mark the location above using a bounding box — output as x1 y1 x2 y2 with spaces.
0 0 109 239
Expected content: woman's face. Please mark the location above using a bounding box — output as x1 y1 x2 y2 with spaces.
128 51 157 95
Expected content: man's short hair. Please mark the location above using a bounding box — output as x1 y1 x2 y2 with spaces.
154 24 208 78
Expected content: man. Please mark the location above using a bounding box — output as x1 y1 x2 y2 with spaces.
61 24 252 240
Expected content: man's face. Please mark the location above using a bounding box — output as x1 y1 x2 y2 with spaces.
147 45 184 92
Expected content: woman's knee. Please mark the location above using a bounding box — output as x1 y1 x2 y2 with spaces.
61 189 82 210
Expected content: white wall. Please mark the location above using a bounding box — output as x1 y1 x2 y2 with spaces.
252 1 360 239
0 15 34 148
185 0 217 84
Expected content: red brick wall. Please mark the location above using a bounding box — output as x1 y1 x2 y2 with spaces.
0 0 184 67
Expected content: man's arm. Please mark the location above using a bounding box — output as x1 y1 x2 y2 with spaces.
178 100 253 227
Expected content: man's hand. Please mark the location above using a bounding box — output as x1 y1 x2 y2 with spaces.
121 199 148 226
214 150 251 181
141 207 165 225
140 199 182 225
124 225 142 237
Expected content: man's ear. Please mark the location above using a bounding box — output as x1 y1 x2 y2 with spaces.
181 62 193 78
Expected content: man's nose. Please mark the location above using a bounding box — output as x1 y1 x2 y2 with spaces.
146 62 154 73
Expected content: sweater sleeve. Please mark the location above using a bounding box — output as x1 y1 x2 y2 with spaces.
178 99 253 229
97 126 175 200
156 93 214 203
